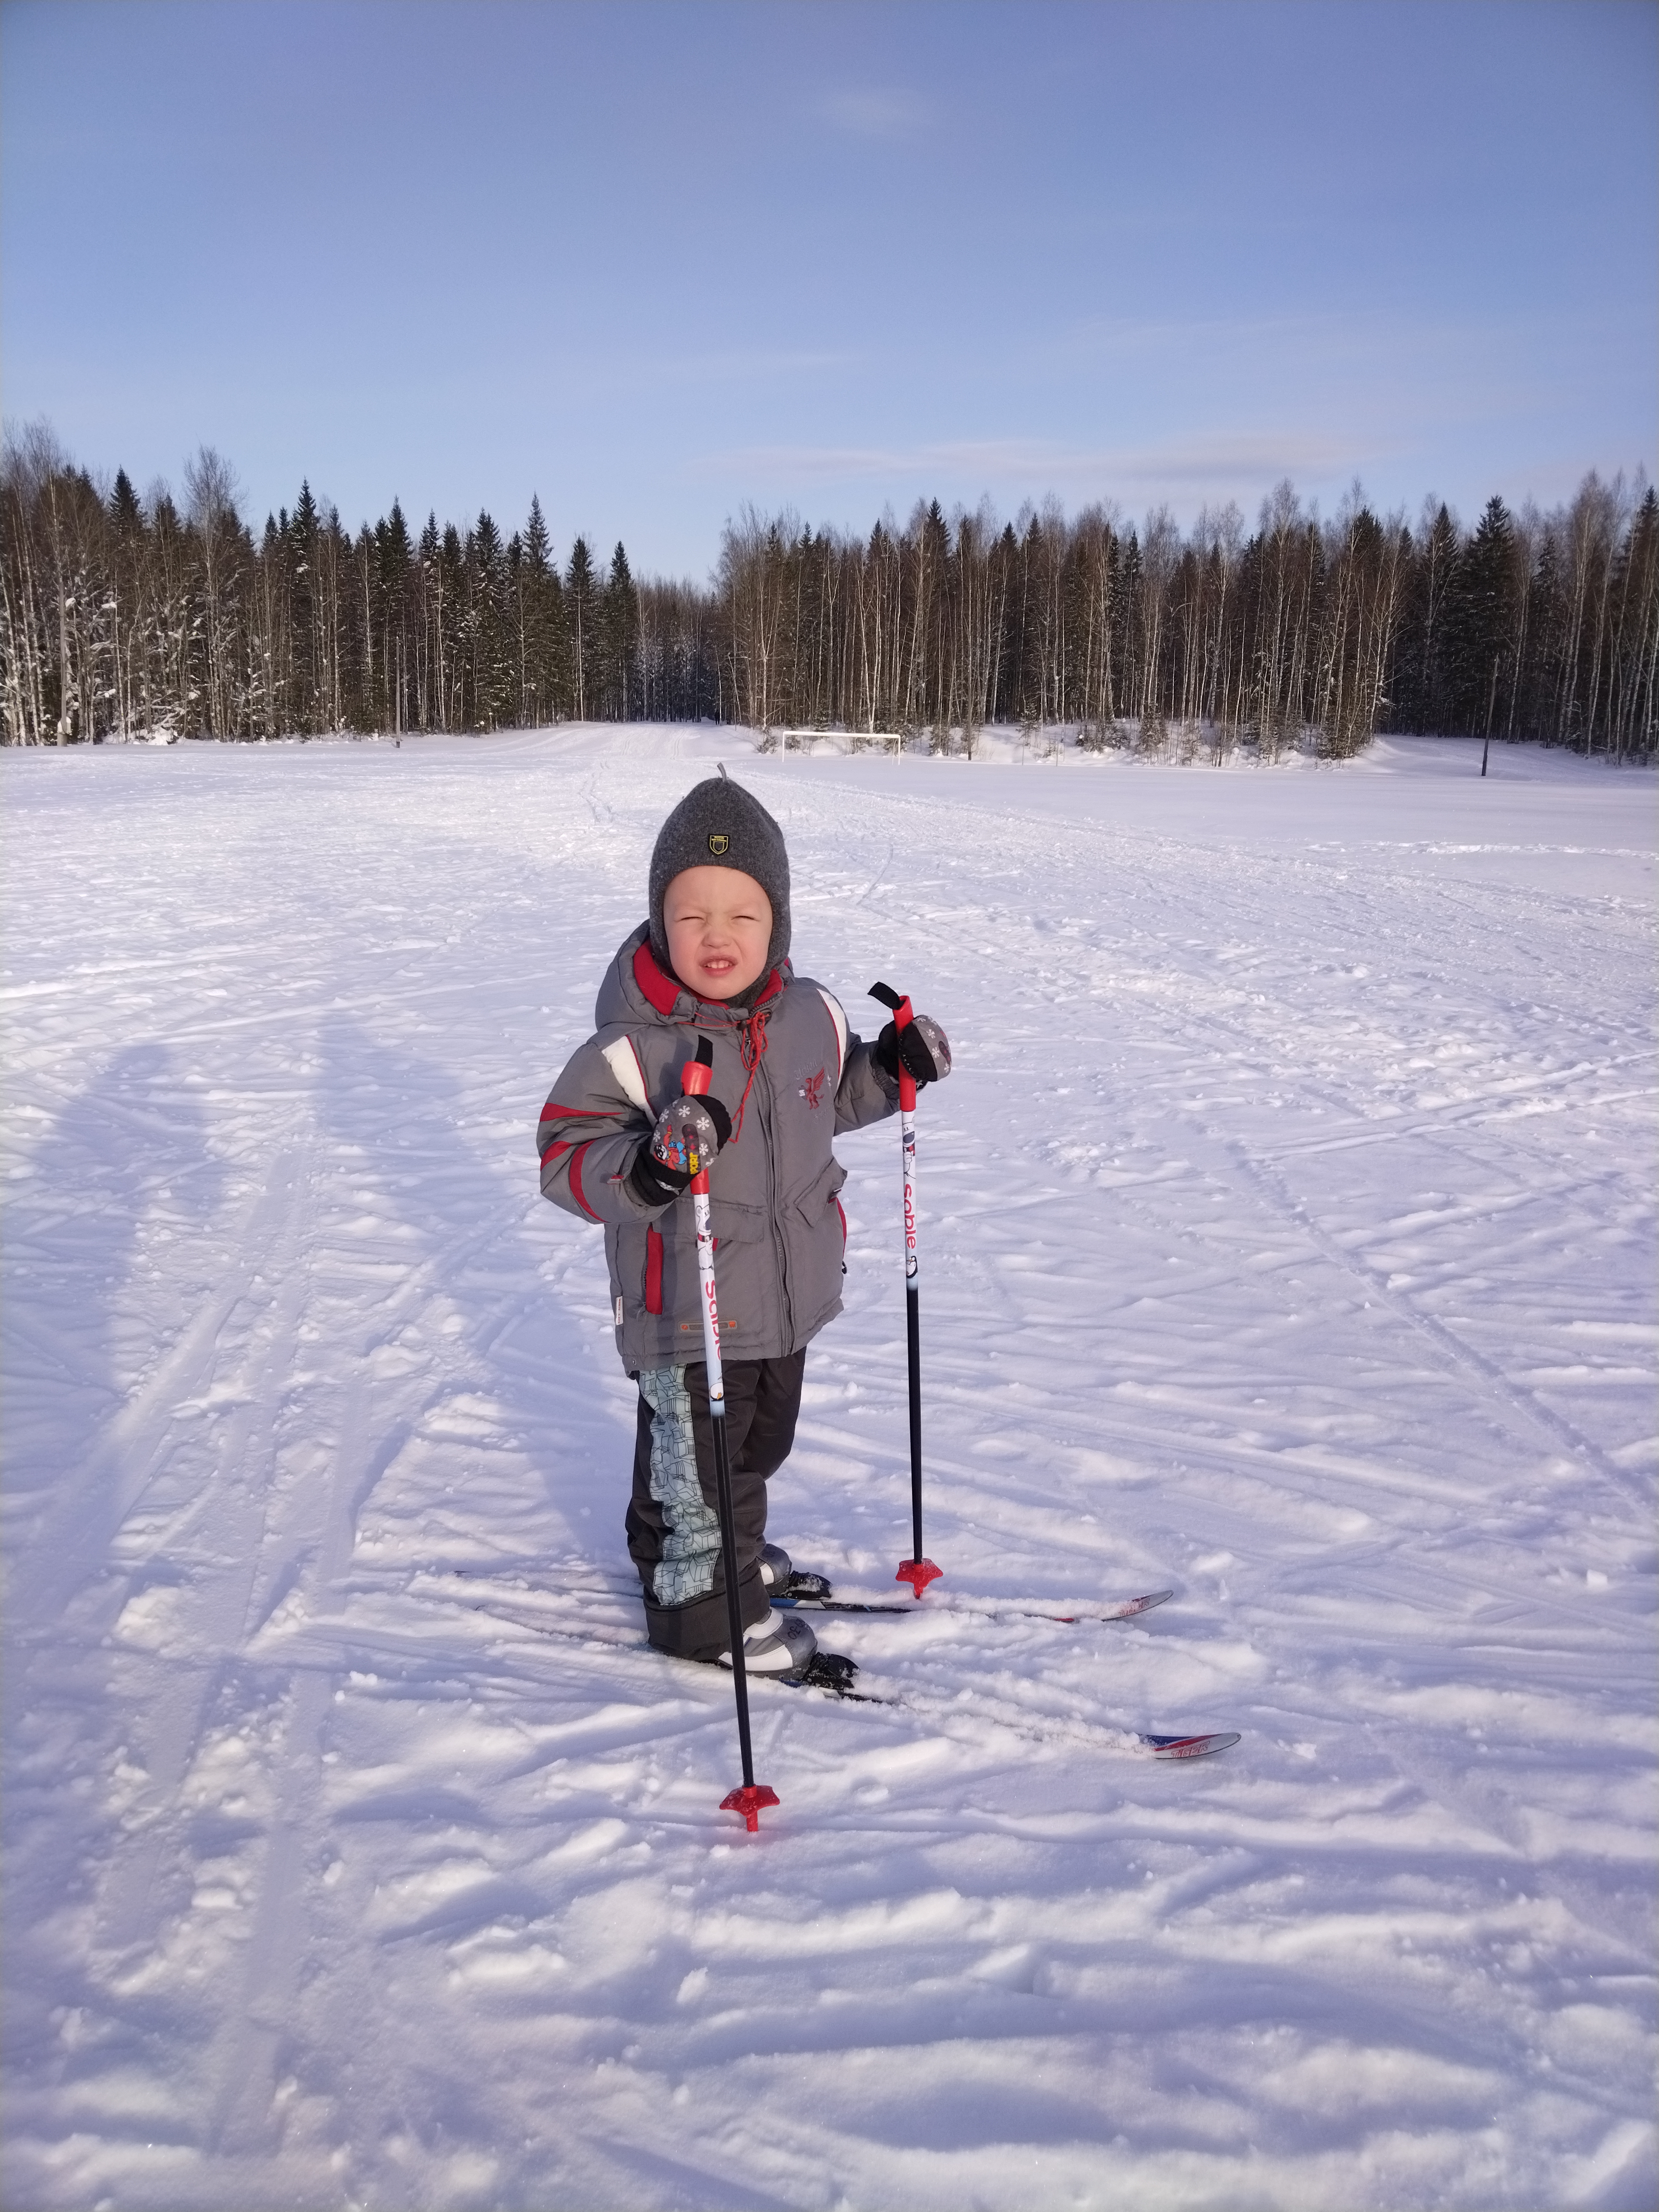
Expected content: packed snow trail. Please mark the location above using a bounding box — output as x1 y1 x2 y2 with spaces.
2 728 1654 2212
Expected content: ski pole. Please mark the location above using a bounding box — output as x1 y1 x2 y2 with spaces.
870 983 941 1598
683 1038 779 1835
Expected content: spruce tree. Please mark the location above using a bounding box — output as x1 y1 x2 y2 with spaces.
104 470 145 737
370 500 412 732
466 510 510 729
602 541 638 721
524 494 552 574
519 496 567 723
286 482 320 732
108 469 142 537
1446 495 1519 748
566 537 598 720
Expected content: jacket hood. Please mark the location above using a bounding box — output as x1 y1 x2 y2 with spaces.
596 922 793 1032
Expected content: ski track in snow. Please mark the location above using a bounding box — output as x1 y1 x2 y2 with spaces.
2 727 1655 2212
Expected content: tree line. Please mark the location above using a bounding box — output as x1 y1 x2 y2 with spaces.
2 419 1653 761
717 479 1655 763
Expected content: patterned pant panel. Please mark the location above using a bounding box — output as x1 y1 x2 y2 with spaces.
637 1364 721 1606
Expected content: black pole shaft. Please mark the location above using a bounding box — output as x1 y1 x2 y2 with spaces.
709 1403 756 1790
906 1280 923 1561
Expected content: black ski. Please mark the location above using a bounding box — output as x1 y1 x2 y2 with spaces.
772 1581 1175 1625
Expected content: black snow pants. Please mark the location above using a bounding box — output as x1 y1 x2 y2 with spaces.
626 1351 806 1662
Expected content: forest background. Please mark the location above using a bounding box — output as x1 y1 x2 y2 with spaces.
2 423 1654 764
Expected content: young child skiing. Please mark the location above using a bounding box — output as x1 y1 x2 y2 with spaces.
536 769 950 1678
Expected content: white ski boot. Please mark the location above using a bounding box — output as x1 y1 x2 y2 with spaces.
718 1607 818 1676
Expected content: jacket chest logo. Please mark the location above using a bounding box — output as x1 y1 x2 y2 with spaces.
800 1066 827 1109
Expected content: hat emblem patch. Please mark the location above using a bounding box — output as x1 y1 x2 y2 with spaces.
708 833 730 856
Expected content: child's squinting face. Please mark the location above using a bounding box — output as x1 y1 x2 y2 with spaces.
663 866 773 1000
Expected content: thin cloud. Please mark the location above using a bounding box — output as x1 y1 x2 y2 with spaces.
691 433 1382 493
601 344 856 394
820 87 930 139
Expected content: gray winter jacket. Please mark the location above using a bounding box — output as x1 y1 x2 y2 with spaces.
538 924 898 1372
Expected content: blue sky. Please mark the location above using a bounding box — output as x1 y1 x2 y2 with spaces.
3 0 1653 576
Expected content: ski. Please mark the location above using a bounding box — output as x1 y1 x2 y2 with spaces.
771 1583 1176 1625
1141 1731 1242 1761
427 1577 1239 1761
450 1564 1176 1630
785 1651 1238 1756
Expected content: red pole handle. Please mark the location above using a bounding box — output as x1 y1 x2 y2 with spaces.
681 1053 713 1193
871 982 919 1111
890 993 917 1111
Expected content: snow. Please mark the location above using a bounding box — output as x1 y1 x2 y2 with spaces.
3 726 1655 2212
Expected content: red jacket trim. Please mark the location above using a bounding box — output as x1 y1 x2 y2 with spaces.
567 1142 598 1219
632 940 787 1020
539 1102 613 1126
540 1139 572 1166
633 941 684 1015
645 1225 664 1314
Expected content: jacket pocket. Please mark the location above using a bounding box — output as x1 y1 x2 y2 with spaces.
645 1225 664 1315
710 1197 767 1251
789 1157 851 1330
792 1156 848 1225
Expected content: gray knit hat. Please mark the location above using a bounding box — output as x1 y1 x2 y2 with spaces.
648 768 791 976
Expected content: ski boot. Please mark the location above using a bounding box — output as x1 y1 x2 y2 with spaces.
758 1541 834 1604
718 1606 819 1676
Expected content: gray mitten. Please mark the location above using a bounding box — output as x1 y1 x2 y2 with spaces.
874 1013 951 1089
627 1093 733 1206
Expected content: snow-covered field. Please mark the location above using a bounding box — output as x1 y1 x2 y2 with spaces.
3 727 1655 2212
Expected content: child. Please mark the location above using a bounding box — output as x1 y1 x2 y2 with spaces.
536 769 950 1676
